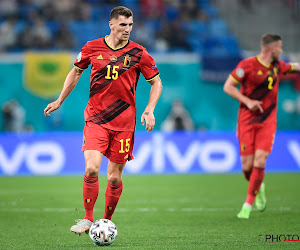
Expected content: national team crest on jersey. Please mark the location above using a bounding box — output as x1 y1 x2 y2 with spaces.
123 54 131 68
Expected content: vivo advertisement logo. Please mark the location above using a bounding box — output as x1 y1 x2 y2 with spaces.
0 142 65 175
126 133 238 174
0 132 299 175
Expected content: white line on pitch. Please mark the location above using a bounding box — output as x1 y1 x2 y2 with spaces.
0 207 292 213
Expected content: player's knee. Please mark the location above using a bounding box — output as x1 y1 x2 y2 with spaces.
254 152 269 167
241 160 252 172
242 164 251 172
107 173 121 185
85 165 99 176
255 156 268 167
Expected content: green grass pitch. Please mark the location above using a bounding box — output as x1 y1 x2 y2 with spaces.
0 173 299 249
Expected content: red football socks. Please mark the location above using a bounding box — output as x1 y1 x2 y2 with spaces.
245 167 265 205
83 174 99 222
103 181 123 220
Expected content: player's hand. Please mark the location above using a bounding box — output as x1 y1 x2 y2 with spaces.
141 111 155 132
44 100 61 117
246 99 264 113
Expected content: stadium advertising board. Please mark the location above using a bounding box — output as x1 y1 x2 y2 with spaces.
0 132 299 175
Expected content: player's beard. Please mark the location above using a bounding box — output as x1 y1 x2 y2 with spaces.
271 52 279 62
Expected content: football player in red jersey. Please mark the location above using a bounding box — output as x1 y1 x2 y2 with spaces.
44 6 162 233
224 34 300 219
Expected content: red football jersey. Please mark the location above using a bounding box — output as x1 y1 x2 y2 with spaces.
230 56 292 125
74 36 159 132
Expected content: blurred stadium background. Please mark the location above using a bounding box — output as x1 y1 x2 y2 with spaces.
0 0 300 175
1 0 300 249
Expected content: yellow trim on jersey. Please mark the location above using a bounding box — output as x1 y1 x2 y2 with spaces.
285 63 294 74
256 55 270 68
104 35 129 50
146 73 160 82
230 74 240 84
73 64 86 70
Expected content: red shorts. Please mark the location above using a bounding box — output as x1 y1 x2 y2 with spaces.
82 122 134 163
237 122 276 155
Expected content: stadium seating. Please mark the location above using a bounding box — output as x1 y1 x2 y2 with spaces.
0 0 241 57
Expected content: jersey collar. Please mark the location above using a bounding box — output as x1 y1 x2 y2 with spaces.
256 55 271 68
104 35 129 51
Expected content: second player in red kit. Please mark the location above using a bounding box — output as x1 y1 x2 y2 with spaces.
231 55 292 155
224 33 300 219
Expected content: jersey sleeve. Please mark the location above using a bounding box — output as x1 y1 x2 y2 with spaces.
139 49 159 81
279 60 292 75
230 60 248 83
74 43 90 70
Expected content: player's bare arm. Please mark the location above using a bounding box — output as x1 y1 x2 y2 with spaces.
141 75 163 132
44 67 84 117
223 75 263 113
290 62 300 72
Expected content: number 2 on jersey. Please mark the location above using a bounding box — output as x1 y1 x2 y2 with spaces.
105 65 119 80
119 138 130 153
267 76 274 90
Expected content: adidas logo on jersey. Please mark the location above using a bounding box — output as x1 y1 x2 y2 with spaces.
257 70 263 75
97 54 103 60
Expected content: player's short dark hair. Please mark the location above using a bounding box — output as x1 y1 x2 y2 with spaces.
110 6 133 20
261 33 281 47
